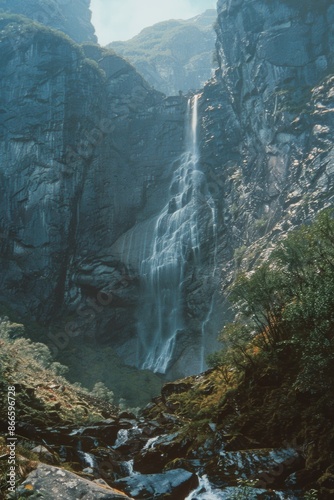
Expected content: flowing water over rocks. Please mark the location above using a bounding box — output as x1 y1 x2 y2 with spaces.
16 408 305 499
136 95 217 373
4 357 311 499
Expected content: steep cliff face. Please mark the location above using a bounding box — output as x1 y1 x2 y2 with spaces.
0 0 97 43
198 0 334 297
0 15 186 363
160 0 334 377
2 0 334 383
109 10 217 96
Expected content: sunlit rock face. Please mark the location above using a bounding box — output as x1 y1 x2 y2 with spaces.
0 0 97 43
198 0 334 316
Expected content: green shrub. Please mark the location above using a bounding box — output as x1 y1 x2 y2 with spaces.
92 382 114 404
212 209 334 394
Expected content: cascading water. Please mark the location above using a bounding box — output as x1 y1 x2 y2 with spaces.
185 475 225 500
137 95 206 373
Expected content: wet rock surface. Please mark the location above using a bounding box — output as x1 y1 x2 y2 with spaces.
114 469 198 499
12 397 307 499
3 355 323 499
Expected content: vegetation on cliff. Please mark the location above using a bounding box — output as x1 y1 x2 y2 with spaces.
109 10 216 95
211 208 334 396
0 317 118 428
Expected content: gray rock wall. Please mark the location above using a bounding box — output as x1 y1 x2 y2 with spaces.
0 0 97 43
0 16 186 355
196 0 334 339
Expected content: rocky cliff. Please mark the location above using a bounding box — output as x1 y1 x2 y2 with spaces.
189 0 333 380
195 0 334 325
1 0 334 385
0 0 97 43
109 10 217 96
0 12 187 375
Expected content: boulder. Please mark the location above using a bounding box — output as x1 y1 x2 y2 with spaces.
17 463 132 499
78 423 121 445
216 448 302 489
31 445 58 465
114 468 198 499
133 432 192 474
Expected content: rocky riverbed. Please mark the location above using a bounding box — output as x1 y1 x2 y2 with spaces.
8 381 307 500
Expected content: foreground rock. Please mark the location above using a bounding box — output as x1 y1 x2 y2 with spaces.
16 464 132 499
114 469 198 499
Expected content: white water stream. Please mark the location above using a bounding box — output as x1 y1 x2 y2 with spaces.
78 451 97 469
185 475 226 500
137 95 210 373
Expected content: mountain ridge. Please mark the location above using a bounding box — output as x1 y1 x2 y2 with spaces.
109 9 217 95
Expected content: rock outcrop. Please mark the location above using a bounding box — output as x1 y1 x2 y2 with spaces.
109 10 217 96
17 464 132 499
0 0 97 43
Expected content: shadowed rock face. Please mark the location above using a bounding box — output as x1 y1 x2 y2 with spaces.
0 0 97 43
0 15 186 356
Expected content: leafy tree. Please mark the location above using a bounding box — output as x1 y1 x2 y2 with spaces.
50 361 69 376
92 382 114 404
211 209 334 394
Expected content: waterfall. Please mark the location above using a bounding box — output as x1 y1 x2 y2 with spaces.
185 475 225 499
78 451 97 469
137 95 206 373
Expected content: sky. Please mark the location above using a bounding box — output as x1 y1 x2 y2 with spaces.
90 0 217 45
